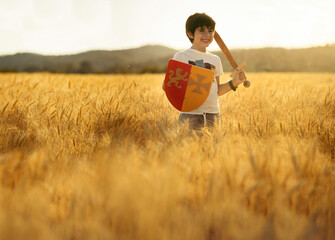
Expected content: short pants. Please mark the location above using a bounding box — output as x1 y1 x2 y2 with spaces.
178 113 221 131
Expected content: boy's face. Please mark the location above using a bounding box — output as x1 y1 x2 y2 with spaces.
188 26 214 51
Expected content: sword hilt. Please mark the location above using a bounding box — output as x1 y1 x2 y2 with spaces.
229 61 250 88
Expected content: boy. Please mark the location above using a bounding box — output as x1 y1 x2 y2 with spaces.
163 12 244 131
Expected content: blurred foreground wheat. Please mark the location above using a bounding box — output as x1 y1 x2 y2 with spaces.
0 72 334 240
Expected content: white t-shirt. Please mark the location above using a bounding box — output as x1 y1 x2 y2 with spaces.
173 48 224 114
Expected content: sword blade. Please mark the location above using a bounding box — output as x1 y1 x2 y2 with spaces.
214 31 238 69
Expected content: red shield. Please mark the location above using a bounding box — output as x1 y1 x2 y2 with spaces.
164 59 215 112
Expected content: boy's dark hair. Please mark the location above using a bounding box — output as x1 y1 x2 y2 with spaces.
185 13 216 43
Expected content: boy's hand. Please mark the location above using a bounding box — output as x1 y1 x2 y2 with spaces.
232 70 245 87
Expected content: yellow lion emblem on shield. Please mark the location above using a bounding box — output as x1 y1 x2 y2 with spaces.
167 68 188 89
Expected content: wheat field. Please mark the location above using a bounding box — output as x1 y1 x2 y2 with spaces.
0 72 334 240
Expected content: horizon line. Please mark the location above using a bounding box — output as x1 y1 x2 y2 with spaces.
1 42 334 57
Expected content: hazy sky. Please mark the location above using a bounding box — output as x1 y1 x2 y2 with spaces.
1 0 335 55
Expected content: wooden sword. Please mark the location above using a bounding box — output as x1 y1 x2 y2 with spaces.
214 31 250 88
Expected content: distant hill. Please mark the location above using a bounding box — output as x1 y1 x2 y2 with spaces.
0 45 176 74
0 44 335 73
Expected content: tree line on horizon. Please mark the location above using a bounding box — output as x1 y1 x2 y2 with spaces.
0 44 334 74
